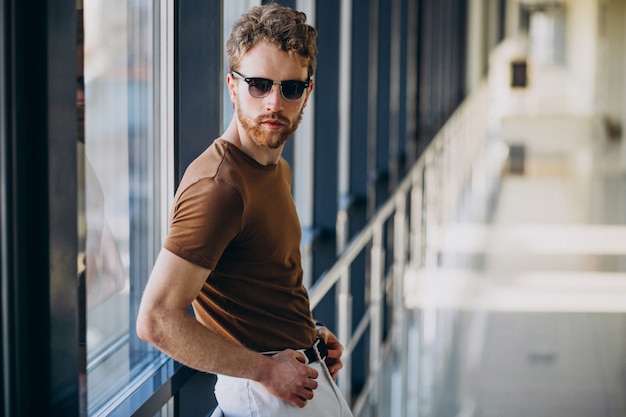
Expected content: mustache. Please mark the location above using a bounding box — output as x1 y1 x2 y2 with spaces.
255 112 290 124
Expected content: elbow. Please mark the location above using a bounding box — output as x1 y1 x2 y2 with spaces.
136 304 166 346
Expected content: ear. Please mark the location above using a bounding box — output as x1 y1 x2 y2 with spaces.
302 78 314 108
226 72 238 103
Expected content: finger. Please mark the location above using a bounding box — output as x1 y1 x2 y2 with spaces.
290 387 315 407
328 339 343 349
303 366 318 380
289 395 308 408
295 351 307 363
328 364 342 376
327 359 341 369
326 348 342 359
303 377 318 391
296 385 316 401
325 356 342 370
293 362 319 384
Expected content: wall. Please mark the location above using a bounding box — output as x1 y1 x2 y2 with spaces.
499 0 599 116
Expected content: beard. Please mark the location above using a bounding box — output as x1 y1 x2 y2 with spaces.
237 107 304 150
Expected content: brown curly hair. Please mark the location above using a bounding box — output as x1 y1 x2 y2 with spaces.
226 3 318 79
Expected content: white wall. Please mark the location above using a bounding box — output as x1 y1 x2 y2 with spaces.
566 0 598 115
496 0 599 116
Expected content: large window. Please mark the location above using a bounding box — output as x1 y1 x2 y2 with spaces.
78 1 317 414
80 0 173 414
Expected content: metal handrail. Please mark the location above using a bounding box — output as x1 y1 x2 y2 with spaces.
308 81 489 416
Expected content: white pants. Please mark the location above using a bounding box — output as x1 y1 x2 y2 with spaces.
214 359 353 417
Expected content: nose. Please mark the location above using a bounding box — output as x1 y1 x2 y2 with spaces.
264 84 284 112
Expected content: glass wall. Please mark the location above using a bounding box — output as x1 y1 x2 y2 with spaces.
79 0 172 413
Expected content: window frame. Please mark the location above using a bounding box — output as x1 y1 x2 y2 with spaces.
77 0 222 414
78 0 179 414
1 0 80 415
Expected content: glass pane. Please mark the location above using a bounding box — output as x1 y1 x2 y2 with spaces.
222 0 260 127
81 0 166 412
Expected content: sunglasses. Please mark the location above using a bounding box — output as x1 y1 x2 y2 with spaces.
231 71 310 101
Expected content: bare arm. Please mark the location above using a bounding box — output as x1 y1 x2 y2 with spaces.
136 248 318 407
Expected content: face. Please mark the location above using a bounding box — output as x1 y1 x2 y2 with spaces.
228 41 313 150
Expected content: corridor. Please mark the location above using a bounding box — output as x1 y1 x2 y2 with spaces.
405 113 626 416
4 0 626 415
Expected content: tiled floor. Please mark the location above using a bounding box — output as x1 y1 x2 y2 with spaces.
406 115 626 417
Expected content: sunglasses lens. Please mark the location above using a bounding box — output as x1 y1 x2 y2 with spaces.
281 81 307 100
247 78 273 98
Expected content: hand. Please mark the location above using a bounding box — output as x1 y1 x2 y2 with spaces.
259 349 319 408
316 325 344 381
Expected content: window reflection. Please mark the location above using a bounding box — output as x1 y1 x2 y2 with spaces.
80 0 165 412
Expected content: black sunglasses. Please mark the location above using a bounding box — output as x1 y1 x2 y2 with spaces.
232 71 310 101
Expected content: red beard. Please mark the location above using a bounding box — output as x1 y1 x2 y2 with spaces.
237 108 303 150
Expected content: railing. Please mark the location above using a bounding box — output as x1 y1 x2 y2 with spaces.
308 81 492 417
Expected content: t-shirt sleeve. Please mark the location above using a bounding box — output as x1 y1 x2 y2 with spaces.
163 178 243 270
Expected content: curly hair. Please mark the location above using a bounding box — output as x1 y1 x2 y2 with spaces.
226 3 318 78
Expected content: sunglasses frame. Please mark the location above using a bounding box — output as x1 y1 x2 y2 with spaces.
231 71 310 101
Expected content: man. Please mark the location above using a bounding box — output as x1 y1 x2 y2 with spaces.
136 4 354 416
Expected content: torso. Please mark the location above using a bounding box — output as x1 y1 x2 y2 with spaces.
164 139 317 351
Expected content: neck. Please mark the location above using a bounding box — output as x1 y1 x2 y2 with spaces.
221 117 283 166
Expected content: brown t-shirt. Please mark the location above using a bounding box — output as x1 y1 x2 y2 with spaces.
164 139 317 352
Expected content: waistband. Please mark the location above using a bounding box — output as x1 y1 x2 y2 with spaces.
262 337 328 365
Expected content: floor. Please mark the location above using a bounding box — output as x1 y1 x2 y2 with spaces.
404 114 626 417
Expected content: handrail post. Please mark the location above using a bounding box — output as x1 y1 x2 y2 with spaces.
337 264 352 403
336 0 353 402
336 202 352 404
424 150 438 268
391 192 408 417
369 222 384 414
336 204 352 404
410 163 424 268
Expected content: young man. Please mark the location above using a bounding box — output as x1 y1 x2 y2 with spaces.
136 4 353 416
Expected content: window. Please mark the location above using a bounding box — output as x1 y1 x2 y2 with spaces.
78 1 317 414
79 0 173 413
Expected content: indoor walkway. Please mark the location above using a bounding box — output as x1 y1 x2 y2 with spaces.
405 114 626 417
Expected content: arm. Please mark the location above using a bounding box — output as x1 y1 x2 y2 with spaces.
136 248 319 407
315 324 344 381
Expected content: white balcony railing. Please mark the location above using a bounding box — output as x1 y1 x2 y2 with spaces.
308 81 496 417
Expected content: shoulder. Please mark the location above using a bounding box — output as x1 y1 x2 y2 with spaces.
176 139 244 195
182 139 229 181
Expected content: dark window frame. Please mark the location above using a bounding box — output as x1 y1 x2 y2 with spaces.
1 0 80 416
